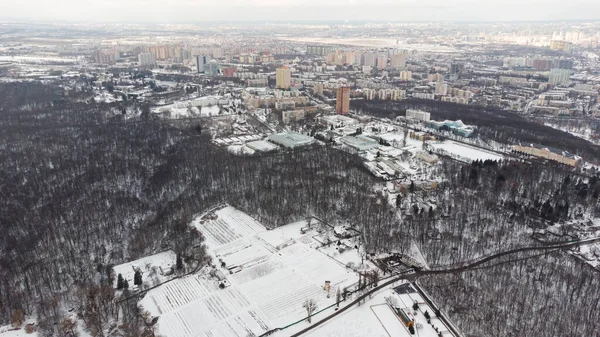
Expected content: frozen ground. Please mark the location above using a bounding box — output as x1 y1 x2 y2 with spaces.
142 207 359 337
0 328 37 337
112 250 176 290
429 140 503 162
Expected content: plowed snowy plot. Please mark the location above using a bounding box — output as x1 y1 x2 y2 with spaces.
193 206 266 249
239 268 330 327
141 206 360 337
140 274 270 337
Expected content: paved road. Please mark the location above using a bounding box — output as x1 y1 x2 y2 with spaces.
289 236 600 336
420 236 600 276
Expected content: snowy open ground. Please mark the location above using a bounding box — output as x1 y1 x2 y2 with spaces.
140 207 359 337
305 282 452 337
0 327 37 337
429 140 503 162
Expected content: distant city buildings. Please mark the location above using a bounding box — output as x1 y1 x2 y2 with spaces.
336 87 350 115
306 45 332 56
550 40 573 52
222 67 237 77
276 66 291 89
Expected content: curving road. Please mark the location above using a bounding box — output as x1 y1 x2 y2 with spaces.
288 236 600 336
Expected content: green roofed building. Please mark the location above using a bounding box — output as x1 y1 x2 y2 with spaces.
267 132 315 149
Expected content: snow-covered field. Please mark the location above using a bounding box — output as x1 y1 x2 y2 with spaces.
429 140 503 162
141 207 359 337
112 250 176 289
371 304 407 337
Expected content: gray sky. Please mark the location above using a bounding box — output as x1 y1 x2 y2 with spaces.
1 0 599 23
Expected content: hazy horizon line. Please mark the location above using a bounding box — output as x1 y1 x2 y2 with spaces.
2 17 599 26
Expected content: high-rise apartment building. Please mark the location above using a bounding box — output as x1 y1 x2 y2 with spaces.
138 53 155 66
390 54 406 70
435 80 448 95
376 55 388 70
196 55 208 73
93 50 119 64
336 87 350 115
362 53 378 67
550 40 573 52
204 60 220 76
549 69 571 86
276 66 291 89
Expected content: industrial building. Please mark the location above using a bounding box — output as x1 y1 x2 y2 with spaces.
340 135 379 151
268 132 315 149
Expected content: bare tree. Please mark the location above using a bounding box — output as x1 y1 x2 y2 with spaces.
303 299 318 323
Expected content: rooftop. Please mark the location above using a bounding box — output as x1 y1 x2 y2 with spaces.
268 132 315 148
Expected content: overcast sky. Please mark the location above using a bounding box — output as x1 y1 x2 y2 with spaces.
1 0 599 23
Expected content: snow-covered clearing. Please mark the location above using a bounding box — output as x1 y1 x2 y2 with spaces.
429 140 503 162
141 207 359 337
371 304 407 337
112 250 176 290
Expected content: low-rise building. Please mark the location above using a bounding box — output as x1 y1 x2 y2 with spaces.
341 135 379 151
281 109 306 124
406 109 431 122
514 144 582 167
268 132 315 148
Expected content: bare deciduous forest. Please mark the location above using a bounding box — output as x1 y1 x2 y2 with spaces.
1 82 600 336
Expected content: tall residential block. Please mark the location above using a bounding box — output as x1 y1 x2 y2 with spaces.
196 55 208 73
390 54 406 70
336 87 350 115
138 53 155 66
549 69 571 86
276 66 291 89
